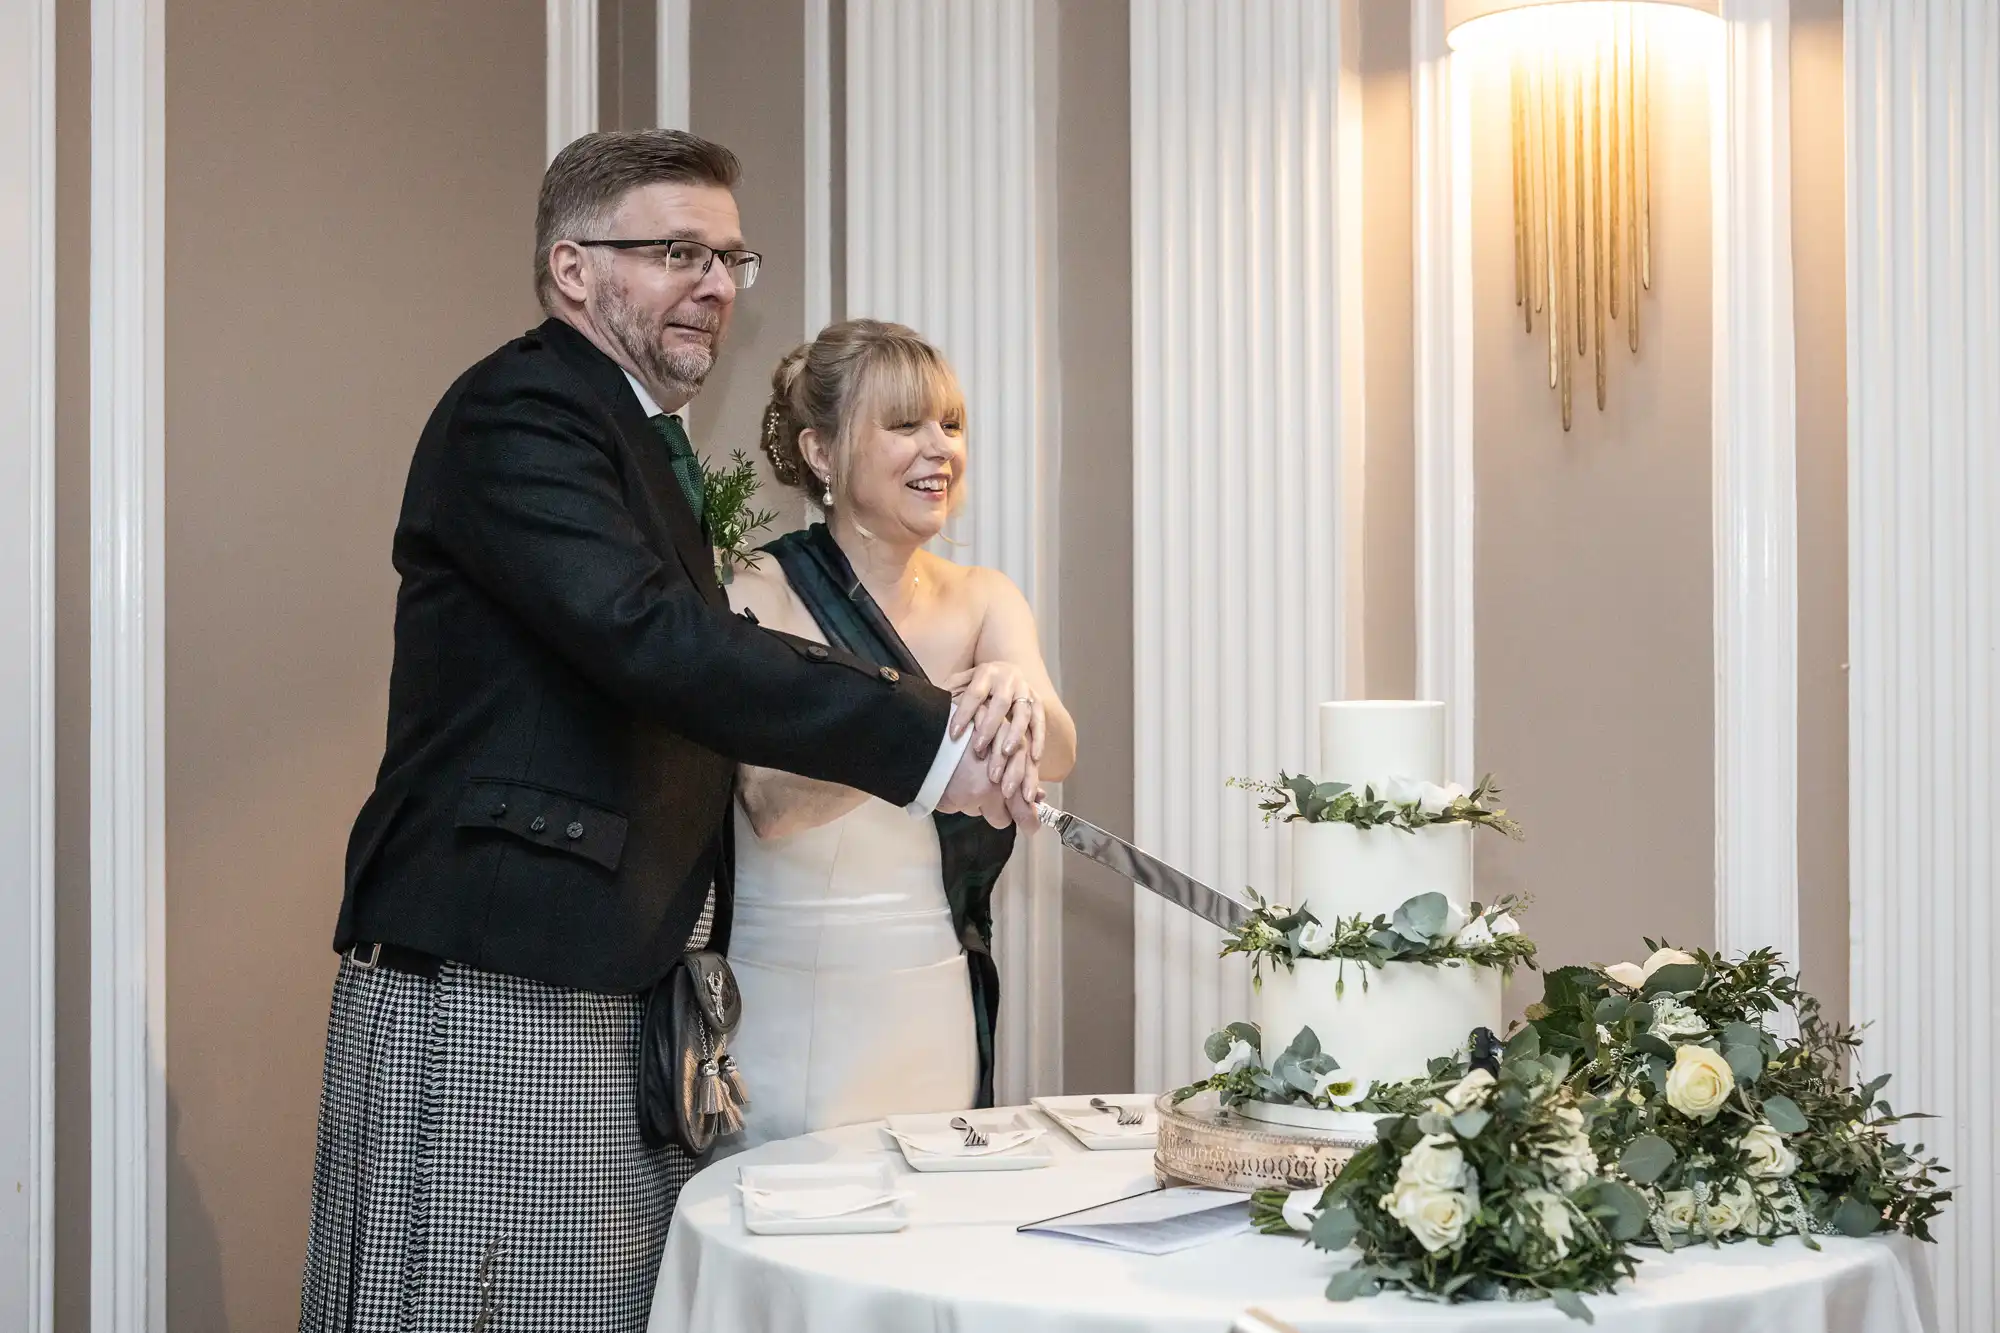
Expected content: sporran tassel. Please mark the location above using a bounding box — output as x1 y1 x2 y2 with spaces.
719 1052 751 1108
697 1056 727 1117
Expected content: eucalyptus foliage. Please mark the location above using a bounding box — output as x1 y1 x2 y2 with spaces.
1230 772 1524 839
1254 1046 1649 1324
1524 944 1951 1248
1219 890 1539 992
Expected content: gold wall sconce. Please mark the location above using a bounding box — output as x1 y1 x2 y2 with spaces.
1446 0 1719 430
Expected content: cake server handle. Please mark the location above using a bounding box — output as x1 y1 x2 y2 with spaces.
1033 804 1253 931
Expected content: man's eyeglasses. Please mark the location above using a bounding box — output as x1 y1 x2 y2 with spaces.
573 238 762 289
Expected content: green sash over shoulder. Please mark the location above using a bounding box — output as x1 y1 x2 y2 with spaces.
761 524 1014 1108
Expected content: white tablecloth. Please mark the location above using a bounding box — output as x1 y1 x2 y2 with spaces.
647 1107 1937 1333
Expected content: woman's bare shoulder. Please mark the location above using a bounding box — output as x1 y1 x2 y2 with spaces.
727 553 819 639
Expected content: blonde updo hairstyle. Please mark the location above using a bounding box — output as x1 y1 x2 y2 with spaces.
761 319 967 518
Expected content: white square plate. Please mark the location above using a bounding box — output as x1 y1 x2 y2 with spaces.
1032 1095 1159 1151
884 1111 1054 1172
737 1161 909 1235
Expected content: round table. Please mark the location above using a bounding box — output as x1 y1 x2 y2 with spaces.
647 1107 1937 1333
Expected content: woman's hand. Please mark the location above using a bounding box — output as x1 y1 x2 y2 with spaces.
944 660 1047 772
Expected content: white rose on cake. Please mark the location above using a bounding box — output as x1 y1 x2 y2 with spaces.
1454 915 1494 948
1213 1037 1257 1076
1416 780 1467 816
1739 1123 1799 1179
1382 1181 1475 1253
1376 774 1427 807
1294 919 1333 956
1665 1045 1736 1120
1488 911 1521 935
1603 947 1700 991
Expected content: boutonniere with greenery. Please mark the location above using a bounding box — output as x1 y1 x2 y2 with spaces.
1219 890 1538 992
1172 1020 1463 1115
1524 944 1951 1249
1254 1049 1651 1324
700 449 779 584
1230 772 1524 839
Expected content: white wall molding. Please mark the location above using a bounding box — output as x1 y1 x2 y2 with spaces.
656 0 690 132
845 0 1063 1102
0 0 57 1324
1847 3 1999 1328
1711 0 1798 976
1411 0 1475 783
803 0 832 335
91 0 168 1325
1130 0 1366 1093
546 0 598 159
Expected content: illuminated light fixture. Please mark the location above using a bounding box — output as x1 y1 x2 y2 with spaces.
1445 0 1721 430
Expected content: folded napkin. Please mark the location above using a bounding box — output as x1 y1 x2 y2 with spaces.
1054 1105 1154 1136
737 1183 910 1221
888 1125 1044 1158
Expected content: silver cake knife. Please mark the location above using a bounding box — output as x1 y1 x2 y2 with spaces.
1034 804 1252 931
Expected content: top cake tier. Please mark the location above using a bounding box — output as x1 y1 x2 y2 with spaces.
1319 701 1446 785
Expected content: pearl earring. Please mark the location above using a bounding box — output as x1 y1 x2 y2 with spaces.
818 475 833 508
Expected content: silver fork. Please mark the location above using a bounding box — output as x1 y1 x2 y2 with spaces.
1090 1097 1146 1127
949 1116 989 1148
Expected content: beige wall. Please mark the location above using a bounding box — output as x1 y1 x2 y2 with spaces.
1055 0 1136 1092
161 0 544 1324
1791 0 1848 1021
1360 0 1417 701
1466 49 1720 996
688 0 812 531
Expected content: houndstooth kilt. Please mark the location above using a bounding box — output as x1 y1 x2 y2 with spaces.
298 901 710 1333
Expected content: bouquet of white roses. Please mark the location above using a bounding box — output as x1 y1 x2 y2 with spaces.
1255 1047 1649 1324
1524 943 1950 1248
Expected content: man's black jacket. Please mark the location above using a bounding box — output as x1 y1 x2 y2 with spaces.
334 318 952 991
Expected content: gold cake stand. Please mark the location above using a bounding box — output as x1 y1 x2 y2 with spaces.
1152 1090 1376 1192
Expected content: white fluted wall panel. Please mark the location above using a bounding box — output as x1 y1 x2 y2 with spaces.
545 0 597 159
1131 0 1365 1093
0 0 56 1323
1712 0 1798 979
91 0 166 1324
1848 3 1999 1330
846 0 1062 1103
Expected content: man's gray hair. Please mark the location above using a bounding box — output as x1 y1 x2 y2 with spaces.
533 129 741 313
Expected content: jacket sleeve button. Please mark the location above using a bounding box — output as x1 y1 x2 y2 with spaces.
879 666 900 683
807 644 829 660
529 815 547 833
490 803 508 820
566 821 585 840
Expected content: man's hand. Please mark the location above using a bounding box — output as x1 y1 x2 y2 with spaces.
938 739 1041 830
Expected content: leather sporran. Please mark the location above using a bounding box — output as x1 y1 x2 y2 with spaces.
639 950 750 1157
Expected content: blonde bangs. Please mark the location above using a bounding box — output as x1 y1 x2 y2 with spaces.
847 340 965 437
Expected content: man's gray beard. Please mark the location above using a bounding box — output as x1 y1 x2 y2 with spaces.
597 279 721 403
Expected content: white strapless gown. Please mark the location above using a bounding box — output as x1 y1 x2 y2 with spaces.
721 796 978 1150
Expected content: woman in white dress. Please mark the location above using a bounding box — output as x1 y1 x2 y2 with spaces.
718 319 1076 1148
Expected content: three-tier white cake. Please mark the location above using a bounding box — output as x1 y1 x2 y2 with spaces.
1252 701 1503 1089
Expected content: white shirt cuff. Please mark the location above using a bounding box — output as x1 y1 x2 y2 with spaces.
906 707 973 816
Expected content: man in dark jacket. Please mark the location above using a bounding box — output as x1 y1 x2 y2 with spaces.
296 129 1029 1333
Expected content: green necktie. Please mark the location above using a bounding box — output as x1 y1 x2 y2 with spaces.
650 413 706 529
